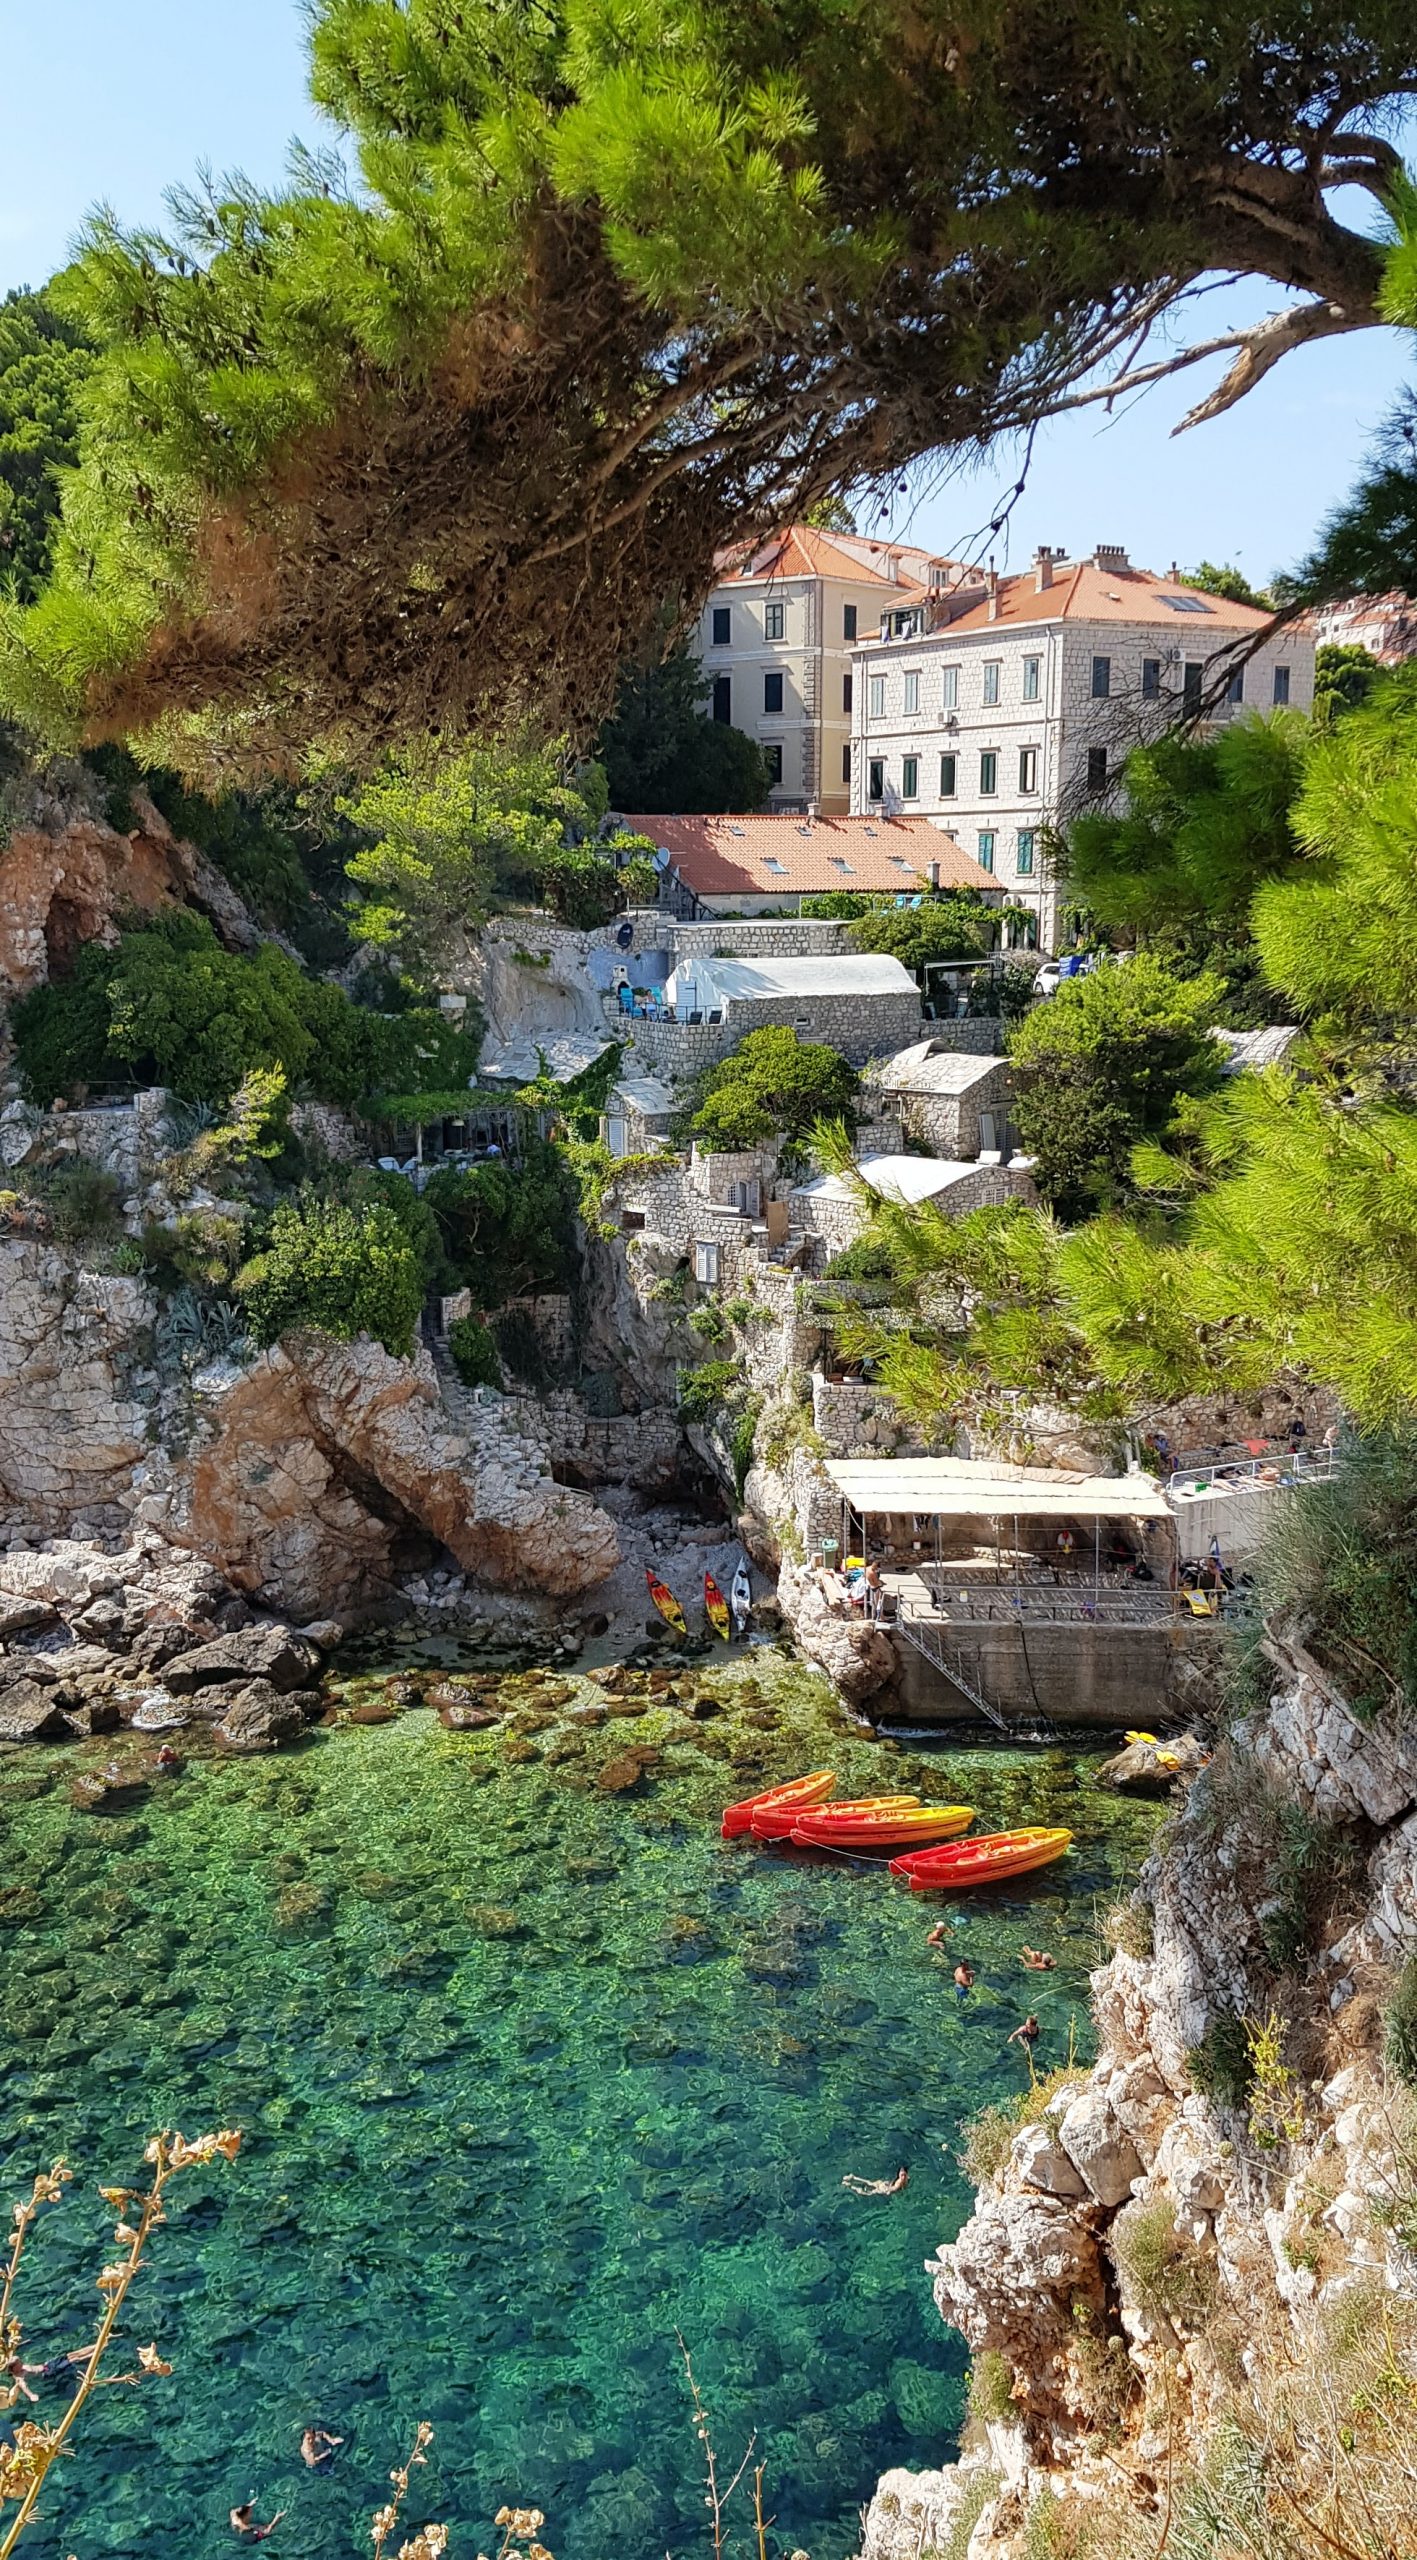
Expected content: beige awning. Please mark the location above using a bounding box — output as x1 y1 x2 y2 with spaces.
825 1456 1173 1521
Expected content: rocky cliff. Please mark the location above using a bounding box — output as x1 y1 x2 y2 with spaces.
0 767 257 996
0 1240 619 1618
860 1625 1417 2559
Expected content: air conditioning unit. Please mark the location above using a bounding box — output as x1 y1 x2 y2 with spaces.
943 713 959 731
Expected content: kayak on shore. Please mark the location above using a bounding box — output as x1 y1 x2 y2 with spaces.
889 1828 1072 1889
645 1568 687 1634
704 1571 732 1641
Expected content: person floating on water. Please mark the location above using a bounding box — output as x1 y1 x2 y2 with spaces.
953 1960 975 2002
301 2427 344 2471
841 2168 909 2197
230 2504 286 2542
1007 2015 1041 2050
925 1921 950 1949
1020 1947 1056 1972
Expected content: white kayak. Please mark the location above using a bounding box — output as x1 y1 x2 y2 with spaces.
730 1564 753 1633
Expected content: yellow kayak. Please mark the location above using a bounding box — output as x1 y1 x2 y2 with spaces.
645 1568 687 1634
704 1572 732 1642
790 1803 974 1850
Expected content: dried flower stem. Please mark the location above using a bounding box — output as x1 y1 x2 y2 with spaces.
676 2334 757 2560
0 2131 240 2560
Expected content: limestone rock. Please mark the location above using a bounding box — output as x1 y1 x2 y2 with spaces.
212 1683 309 1752
70 1760 150 1810
1012 2123 1089 2201
1056 2088 1143 2206
1097 1734 1208 1793
1248 1621 1417 1825
0 781 256 1003
861 2465 993 2560
0 1680 74 1742
163 1623 322 1696
296 1619 344 1653
929 2191 1106 2425
160 1334 621 1619
776 1558 896 1705
437 1700 500 1731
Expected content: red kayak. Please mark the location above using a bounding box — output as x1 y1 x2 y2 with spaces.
721 1771 835 1841
890 1827 1072 1890
752 1791 917 1843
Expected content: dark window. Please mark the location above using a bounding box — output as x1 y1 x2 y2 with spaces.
1273 664 1291 705
842 742 852 783
842 671 853 714
1091 654 1111 698
711 606 731 645
1016 829 1036 876
1142 658 1161 699
1086 747 1108 790
843 603 858 641
764 670 784 714
977 830 995 872
764 601 785 640
868 758 885 800
764 743 783 786
1183 660 1203 710
712 675 731 724
902 755 919 799
621 1210 646 1234
939 752 957 797
979 749 998 795
1225 666 1244 704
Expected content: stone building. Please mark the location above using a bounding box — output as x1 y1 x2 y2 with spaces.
614 810 996 920
660 951 924 1064
849 544 1316 942
789 1152 1035 1261
692 524 969 812
871 1040 1014 1160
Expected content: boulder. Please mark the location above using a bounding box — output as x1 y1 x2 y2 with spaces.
163 1623 322 1696
776 1559 896 1705
929 2190 1107 2430
0 1680 74 1743
70 1759 150 1810
1012 2123 1089 2202
1057 2087 1144 2207
1097 1734 1208 1793
437 1700 500 1731
296 1619 344 1652
0 1596 57 1638
212 1683 309 1752
861 2466 994 2560
60 1698 124 1739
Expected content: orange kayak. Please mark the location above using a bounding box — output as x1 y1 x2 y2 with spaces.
890 1827 1072 1890
751 1791 918 1843
791 1803 974 1851
704 1572 732 1641
721 1771 835 1841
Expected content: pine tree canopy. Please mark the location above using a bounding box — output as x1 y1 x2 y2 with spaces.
1 0 1413 779
1060 717 1309 937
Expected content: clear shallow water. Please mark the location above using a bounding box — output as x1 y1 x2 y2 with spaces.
0 1657 1159 2559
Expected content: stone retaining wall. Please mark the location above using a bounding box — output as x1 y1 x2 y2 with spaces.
810 1371 920 1456
496 1389 683 1486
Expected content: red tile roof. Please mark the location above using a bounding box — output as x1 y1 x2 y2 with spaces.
879 560 1279 637
616 813 997 901
715 525 969 588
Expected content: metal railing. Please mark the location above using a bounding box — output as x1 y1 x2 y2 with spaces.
1166 1445 1341 1500
901 1582 1177 1630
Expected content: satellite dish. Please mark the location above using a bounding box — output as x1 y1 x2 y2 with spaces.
615 920 635 949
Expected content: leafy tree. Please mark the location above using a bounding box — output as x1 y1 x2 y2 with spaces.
10 908 476 1108
3 0 1411 774
0 289 93 603
1183 560 1271 608
341 739 593 980
1059 718 1306 938
846 897 994 971
1251 662 1417 1024
804 496 857 532
423 1137 579 1309
537 833 658 927
236 1195 424 1358
597 645 774 812
1313 641 1382 723
690 1026 857 1148
448 1311 502 1388
1009 955 1226 1217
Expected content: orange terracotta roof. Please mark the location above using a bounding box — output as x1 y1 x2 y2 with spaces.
615 813 997 901
895 561 1279 638
715 525 969 588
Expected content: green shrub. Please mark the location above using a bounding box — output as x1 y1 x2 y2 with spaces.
847 895 994 971
448 1313 502 1389
677 1360 742 1423
424 1138 577 1308
493 1305 554 1387
236 1195 424 1358
1103 1897 1154 1960
690 1026 857 1147
729 1393 762 1497
1385 1955 1417 2088
966 2349 1015 2424
688 1300 726 1341
1112 2198 1218 2332
1185 2010 1254 2110
30 1160 125 1246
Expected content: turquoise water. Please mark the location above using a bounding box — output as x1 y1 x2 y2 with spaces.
0 1656 1158 2559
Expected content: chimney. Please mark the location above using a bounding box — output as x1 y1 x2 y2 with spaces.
885 551 901 584
1168 561 1180 583
805 800 819 823
1093 542 1130 573
1033 545 1059 592
986 560 1000 622
926 858 941 889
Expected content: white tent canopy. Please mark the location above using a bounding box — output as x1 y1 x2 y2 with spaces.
825 1456 1172 1521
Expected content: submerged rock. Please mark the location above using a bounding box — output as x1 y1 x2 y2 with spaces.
436 1699 499 1731
164 1623 323 1697
213 1684 310 1752
70 1760 151 1811
0 1681 74 1743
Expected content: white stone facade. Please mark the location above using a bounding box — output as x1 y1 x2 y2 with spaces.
848 550 1316 943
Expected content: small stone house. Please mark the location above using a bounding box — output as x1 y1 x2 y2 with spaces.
600 1076 676 1157
790 1152 1035 1261
872 1040 1014 1158
661 951 923 1064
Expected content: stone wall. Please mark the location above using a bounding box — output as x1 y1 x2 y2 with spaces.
721 987 923 1063
891 1617 1211 1729
617 1015 735 1079
667 919 852 963
289 1100 364 1164
810 1370 921 1456
0 1088 172 1188
688 1143 775 1205
915 1015 1005 1054
494 1390 684 1487
886 1059 1012 1160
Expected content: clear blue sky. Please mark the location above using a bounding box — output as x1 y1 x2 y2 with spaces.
3 0 1411 587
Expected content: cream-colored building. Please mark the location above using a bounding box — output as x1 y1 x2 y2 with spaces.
694 526 967 814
